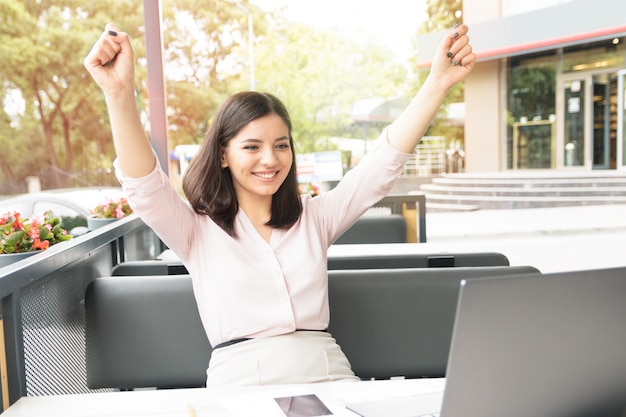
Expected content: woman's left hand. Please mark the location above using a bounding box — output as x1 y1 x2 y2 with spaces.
429 24 476 89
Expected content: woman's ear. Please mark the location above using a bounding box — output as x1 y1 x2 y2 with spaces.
220 148 228 168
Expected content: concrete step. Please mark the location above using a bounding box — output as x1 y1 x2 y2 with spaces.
419 172 626 211
429 178 626 188
425 202 481 212
421 184 626 197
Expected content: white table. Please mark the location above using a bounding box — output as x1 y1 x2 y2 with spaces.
2 378 445 417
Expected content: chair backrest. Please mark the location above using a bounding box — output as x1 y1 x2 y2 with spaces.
334 215 407 244
328 251 509 269
85 274 211 390
110 251 510 277
111 259 188 276
85 265 541 389
109 251 510 277
327 265 541 380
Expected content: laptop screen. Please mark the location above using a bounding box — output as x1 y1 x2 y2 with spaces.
440 267 626 417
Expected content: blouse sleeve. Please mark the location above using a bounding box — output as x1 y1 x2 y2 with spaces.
307 129 414 245
114 157 198 263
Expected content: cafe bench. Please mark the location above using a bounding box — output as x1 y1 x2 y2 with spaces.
85 265 540 389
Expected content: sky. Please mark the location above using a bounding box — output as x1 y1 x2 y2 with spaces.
250 0 427 61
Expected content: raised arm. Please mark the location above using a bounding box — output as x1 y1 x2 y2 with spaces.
387 24 476 154
84 24 156 178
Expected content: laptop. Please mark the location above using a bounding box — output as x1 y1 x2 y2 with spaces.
347 267 626 417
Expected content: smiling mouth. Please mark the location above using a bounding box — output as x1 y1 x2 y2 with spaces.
253 171 279 179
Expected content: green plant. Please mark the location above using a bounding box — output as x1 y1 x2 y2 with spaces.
0 211 73 254
89 197 133 219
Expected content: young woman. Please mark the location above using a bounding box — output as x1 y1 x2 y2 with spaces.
84 22 475 387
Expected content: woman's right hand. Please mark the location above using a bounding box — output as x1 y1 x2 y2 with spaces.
83 23 156 178
83 23 135 97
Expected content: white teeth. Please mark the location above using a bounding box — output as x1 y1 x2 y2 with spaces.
254 172 276 179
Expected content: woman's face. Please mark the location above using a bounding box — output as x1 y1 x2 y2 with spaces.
221 112 293 203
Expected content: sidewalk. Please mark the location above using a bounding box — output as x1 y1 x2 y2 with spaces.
425 204 626 239
420 204 626 273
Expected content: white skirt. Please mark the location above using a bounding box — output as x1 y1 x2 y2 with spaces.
206 331 360 388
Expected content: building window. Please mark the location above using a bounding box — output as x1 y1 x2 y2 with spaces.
562 38 625 73
506 52 557 169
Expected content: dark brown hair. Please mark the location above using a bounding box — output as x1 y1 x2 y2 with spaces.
182 91 302 237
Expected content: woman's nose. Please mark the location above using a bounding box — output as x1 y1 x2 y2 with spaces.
260 148 278 165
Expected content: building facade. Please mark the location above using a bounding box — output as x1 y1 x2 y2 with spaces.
416 0 626 172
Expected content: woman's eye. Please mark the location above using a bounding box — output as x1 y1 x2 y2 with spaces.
243 145 259 150
276 143 290 149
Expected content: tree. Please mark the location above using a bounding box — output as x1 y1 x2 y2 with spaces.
0 0 146 191
159 0 268 148
250 21 408 153
0 0 410 194
0 0 260 193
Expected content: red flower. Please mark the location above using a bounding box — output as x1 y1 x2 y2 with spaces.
0 210 72 254
32 239 50 250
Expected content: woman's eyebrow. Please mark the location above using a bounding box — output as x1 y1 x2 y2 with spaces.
238 136 289 143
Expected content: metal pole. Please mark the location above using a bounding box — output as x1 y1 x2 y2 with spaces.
143 0 169 176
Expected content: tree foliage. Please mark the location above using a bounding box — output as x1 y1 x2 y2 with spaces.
159 0 271 148
0 0 146 192
252 22 407 153
0 0 411 194
0 0 251 193
420 0 463 33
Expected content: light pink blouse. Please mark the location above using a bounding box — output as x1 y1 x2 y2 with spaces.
115 133 412 347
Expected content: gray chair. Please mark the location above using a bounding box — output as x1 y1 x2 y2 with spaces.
110 251 510 276
328 251 510 269
85 274 211 390
334 215 407 244
327 265 541 379
111 259 188 276
85 265 541 389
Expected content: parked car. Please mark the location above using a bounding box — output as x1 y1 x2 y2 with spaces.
0 187 126 236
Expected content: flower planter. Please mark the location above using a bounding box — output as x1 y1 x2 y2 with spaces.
87 217 119 231
0 251 39 268
1 211 72 263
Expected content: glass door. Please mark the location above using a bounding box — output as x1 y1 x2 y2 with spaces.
592 73 619 169
559 71 620 170
561 78 588 168
619 69 626 170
